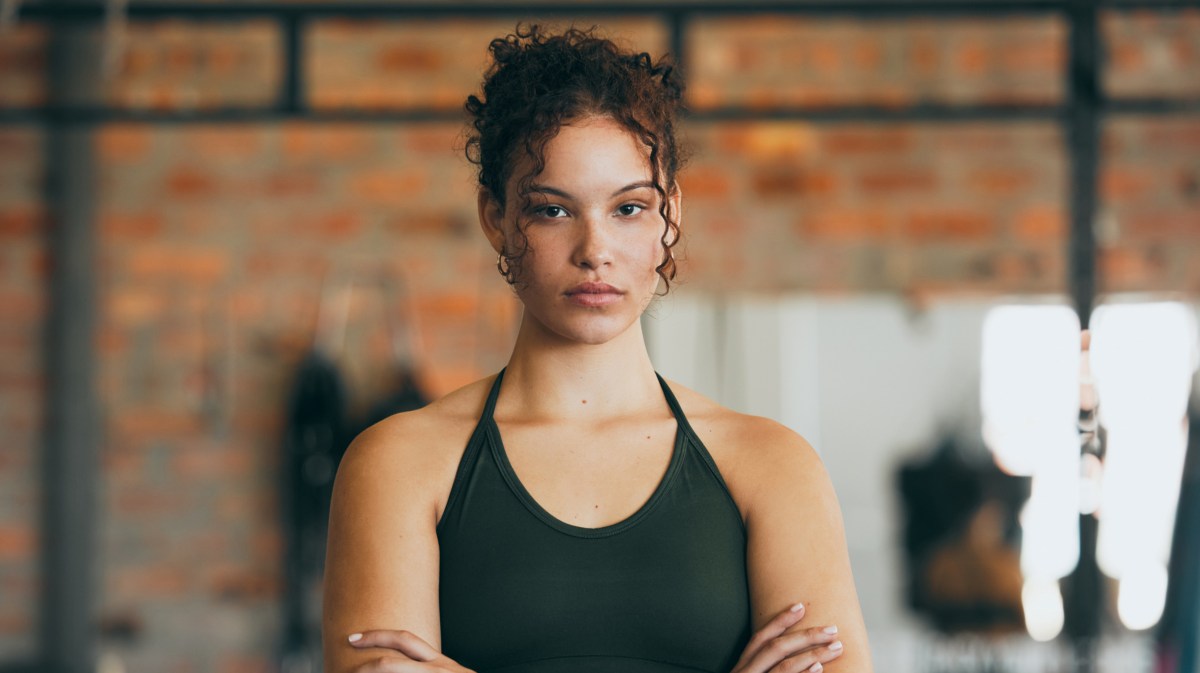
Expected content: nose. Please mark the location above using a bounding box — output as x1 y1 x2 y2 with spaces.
572 216 614 270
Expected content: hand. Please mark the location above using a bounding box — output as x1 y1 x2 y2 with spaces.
730 603 844 673
345 630 476 673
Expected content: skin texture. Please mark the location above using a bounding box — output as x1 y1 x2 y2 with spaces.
322 116 873 673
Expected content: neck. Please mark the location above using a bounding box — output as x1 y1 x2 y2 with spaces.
497 312 664 422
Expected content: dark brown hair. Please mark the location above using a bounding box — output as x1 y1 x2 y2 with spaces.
464 23 686 293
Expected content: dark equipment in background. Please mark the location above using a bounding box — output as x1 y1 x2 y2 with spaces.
1156 405 1200 673
279 272 429 673
897 436 1032 635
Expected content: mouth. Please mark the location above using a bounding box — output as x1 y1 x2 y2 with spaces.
565 282 624 307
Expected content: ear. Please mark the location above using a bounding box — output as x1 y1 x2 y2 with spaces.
477 189 507 254
667 181 682 245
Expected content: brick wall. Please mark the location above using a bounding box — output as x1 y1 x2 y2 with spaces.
1 7 1197 672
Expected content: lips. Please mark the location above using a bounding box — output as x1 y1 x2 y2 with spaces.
565 281 623 307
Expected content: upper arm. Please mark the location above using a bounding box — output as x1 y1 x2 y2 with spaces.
742 422 874 672
322 417 443 673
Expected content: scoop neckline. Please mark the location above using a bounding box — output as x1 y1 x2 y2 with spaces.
484 396 687 540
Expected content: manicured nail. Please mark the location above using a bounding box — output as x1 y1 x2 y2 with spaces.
348 633 362 643
809 663 823 673
823 625 839 635
829 640 843 652
790 602 805 613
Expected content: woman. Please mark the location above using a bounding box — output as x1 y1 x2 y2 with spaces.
322 25 872 673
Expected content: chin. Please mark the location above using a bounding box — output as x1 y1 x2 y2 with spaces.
530 309 638 346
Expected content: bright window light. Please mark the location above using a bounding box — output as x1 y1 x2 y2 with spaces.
1022 578 1065 642
1091 301 1198 631
981 305 1081 642
1116 561 1170 632
980 305 1081 477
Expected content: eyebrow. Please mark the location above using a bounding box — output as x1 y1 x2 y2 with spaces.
522 180 655 200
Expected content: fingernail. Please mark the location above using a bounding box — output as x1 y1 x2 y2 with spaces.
790 602 805 613
829 640 843 652
823 625 838 635
348 633 362 643
809 663 823 673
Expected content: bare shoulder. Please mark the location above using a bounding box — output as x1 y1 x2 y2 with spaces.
334 374 498 520
323 373 498 664
661 377 828 518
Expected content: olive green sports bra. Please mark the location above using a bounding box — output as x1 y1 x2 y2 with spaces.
436 368 752 672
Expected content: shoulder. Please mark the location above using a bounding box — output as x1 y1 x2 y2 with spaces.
333 374 498 521
661 377 830 520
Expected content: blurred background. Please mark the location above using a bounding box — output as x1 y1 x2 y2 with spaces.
1 1 1199 672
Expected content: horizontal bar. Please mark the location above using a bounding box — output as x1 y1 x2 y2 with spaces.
16 0 1200 22
2 97 1195 125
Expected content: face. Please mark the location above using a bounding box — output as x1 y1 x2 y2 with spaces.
479 115 680 346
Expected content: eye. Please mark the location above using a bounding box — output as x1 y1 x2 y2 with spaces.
617 203 645 217
534 205 568 219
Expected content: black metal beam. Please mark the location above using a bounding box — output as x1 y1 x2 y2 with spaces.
281 15 304 114
38 6 101 673
2 96 1197 126
14 0 1200 21
1063 2 1102 671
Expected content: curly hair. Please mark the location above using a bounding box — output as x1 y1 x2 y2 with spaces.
464 23 687 294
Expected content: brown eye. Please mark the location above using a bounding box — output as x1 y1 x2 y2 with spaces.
617 204 644 217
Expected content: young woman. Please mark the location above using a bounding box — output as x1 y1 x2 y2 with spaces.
322 25 872 673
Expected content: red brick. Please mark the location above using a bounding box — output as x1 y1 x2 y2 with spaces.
109 566 189 598
752 168 839 198
414 292 479 321
281 124 370 160
182 126 265 160
165 167 220 198
904 210 994 240
0 290 42 321
125 246 229 284
908 34 941 76
173 442 252 479
0 613 32 635
1000 39 1064 73
0 206 45 239
96 125 153 163
219 654 272 673
797 207 891 242
1014 204 1066 242
967 167 1035 198
348 169 429 205
0 526 34 559
210 567 281 603
95 325 128 356
1101 165 1157 202
99 212 165 240
822 128 914 155
257 170 322 198
404 126 462 157
1142 121 1200 152
106 289 169 324
678 168 732 200
383 212 470 236
1123 210 1199 241
954 42 992 76
720 124 820 161
110 409 203 439
857 168 937 194
1099 246 1168 290
376 45 444 72
113 487 191 516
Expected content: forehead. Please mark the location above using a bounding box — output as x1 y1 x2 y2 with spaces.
509 116 656 193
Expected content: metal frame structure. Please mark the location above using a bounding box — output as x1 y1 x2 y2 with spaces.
7 1 1199 672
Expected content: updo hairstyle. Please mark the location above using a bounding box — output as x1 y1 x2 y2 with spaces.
464 23 687 292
